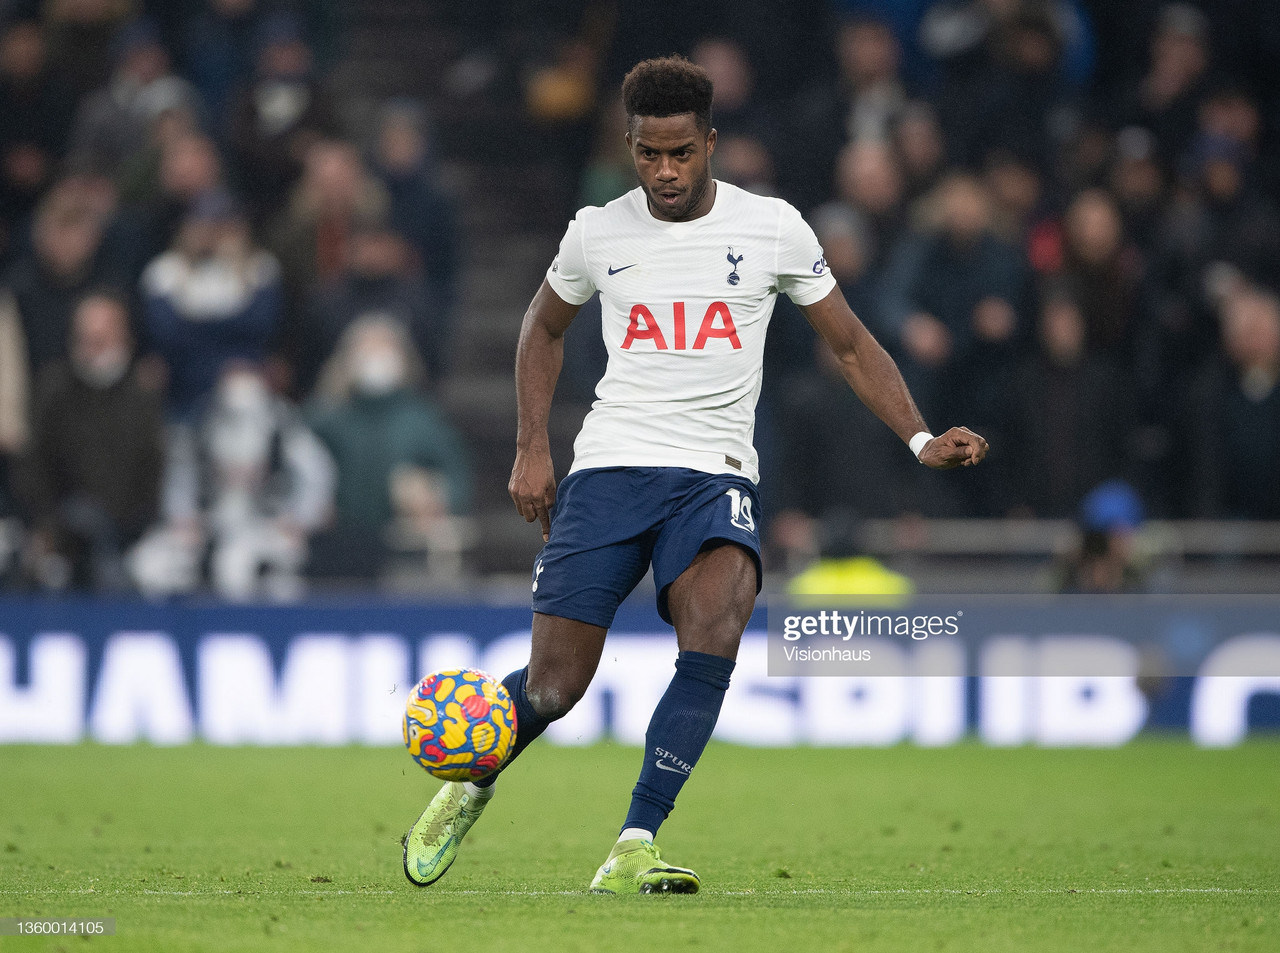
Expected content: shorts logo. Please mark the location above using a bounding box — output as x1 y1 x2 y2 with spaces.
725 488 756 533
812 256 827 275
532 558 545 593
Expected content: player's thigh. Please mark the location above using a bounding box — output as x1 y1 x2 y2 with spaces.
532 468 657 630
526 612 608 718
667 542 758 661
651 472 762 641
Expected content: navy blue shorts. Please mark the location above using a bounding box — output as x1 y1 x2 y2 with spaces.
531 467 763 628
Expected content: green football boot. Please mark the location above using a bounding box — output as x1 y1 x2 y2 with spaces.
402 781 491 887
589 838 701 895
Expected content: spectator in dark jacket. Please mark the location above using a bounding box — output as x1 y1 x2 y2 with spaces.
1056 188 1143 358
1145 134 1280 393
1113 3 1212 172
227 12 338 225
17 292 164 591
108 128 227 284
181 0 266 139
785 15 908 212
1190 286 1280 518
1107 126 1166 256
140 189 282 421
832 140 907 272
268 139 389 331
42 0 133 105
370 100 459 350
66 17 202 178
1010 290 1133 517
0 19 76 259
297 209 438 396
893 100 947 204
3 180 118 376
931 4 1071 173
692 36 778 142
880 172 1027 424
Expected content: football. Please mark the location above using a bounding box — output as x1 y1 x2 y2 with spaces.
403 668 517 781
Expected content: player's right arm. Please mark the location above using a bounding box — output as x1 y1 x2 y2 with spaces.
509 280 581 540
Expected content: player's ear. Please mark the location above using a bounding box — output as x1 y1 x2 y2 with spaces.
625 131 633 150
706 127 717 156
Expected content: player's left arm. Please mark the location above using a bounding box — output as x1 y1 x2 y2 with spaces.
797 287 988 469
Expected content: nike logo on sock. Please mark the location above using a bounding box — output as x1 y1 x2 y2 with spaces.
654 760 690 775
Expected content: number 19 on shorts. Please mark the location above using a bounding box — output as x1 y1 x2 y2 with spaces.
725 488 755 533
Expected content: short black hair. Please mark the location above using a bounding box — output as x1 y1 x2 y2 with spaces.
622 55 713 135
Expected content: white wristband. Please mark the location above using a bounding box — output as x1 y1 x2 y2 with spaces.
908 431 934 460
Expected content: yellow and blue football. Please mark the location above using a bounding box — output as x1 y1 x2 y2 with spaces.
403 669 516 781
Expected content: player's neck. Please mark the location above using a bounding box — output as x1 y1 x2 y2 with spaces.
647 179 718 224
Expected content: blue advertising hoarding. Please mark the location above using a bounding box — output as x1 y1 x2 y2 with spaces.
2 596 1278 748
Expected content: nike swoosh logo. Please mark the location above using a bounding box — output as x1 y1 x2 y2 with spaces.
608 264 637 275
415 844 448 878
654 760 689 775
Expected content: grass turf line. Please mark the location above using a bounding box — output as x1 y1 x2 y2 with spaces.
1 740 1276 952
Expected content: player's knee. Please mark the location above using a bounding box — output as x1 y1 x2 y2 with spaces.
673 590 753 658
675 598 750 658
524 678 584 722
686 621 745 660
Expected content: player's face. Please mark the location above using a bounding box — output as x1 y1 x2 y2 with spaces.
627 113 717 222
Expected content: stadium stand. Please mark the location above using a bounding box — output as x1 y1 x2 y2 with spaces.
1 0 1279 595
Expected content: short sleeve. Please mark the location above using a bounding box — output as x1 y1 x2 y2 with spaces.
545 212 597 305
775 203 838 307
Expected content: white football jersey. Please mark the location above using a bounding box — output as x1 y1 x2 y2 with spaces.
546 181 836 483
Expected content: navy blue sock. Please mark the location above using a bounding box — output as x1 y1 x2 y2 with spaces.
473 666 551 788
622 650 735 835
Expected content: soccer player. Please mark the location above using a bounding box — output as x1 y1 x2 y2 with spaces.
404 55 987 894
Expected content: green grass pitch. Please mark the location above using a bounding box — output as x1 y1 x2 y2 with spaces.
1 740 1277 952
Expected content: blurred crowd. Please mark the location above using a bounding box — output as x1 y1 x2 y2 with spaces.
0 0 468 598
0 0 1277 598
